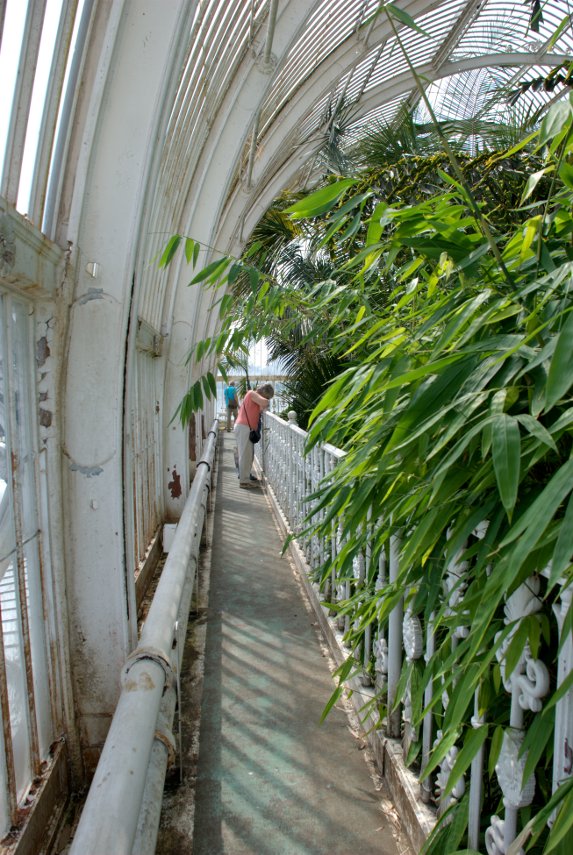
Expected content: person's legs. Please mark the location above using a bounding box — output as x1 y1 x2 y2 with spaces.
226 405 232 432
234 424 254 484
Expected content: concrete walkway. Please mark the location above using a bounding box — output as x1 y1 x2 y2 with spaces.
160 434 407 855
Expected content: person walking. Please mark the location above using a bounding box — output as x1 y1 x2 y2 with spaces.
234 383 274 487
224 381 239 431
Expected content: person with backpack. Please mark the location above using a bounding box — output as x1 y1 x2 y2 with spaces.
224 381 239 431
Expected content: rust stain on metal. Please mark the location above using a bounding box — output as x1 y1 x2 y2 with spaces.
39 409 52 428
168 467 182 498
0 213 16 274
36 336 50 367
124 672 156 692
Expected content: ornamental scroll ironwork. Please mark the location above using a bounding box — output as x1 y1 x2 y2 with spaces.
486 577 550 855
373 548 388 694
433 729 465 815
403 606 424 756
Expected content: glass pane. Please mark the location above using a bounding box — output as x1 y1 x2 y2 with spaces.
0 293 54 811
18 0 65 217
0 297 12 832
0 296 15 601
10 300 52 760
23 538 51 757
0 0 30 179
0 561 31 801
2 298 33 801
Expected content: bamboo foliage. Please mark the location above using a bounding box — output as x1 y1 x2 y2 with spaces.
290 97 573 852
160 64 573 855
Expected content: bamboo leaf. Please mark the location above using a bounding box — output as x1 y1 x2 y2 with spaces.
548 490 573 591
489 725 504 777
500 459 573 549
539 97 573 147
544 668 573 713
201 374 213 399
491 414 521 518
159 234 181 268
320 655 359 722
503 620 530 680
521 167 553 204
443 726 488 797
228 263 242 284
515 414 558 452
206 372 217 397
284 179 356 219
544 787 573 853
385 3 431 37
421 728 460 780
545 311 573 411
189 256 229 285
185 238 196 265
521 708 554 782
248 266 260 289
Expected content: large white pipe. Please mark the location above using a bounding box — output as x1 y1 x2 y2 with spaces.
70 422 218 854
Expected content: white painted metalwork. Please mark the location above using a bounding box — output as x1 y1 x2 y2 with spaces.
261 410 573 855
69 420 218 855
3 0 573 847
552 586 573 799
0 288 57 836
127 322 163 575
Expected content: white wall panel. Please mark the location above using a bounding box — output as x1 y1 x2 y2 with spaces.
61 0 188 764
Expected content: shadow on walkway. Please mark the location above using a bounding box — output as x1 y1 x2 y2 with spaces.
158 434 408 855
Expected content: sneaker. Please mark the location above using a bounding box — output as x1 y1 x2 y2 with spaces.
240 481 259 489
249 474 259 482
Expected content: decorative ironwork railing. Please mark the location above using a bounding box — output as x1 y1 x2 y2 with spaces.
258 410 573 855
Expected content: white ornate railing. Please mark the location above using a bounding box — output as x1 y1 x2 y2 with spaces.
258 410 573 854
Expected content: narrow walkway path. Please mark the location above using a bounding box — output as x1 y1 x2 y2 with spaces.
164 434 406 855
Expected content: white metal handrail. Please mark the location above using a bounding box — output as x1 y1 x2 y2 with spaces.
260 410 573 855
69 420 218 855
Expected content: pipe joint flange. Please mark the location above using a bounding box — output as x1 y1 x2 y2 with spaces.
121 646 174 690
154 725 177 768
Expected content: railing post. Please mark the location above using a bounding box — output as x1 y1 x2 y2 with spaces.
387 531 403 739
485 577 550 854
552 586 573 806
420 612 435 803
361 508 373 685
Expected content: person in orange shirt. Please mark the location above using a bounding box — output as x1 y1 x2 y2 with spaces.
234 383 274 488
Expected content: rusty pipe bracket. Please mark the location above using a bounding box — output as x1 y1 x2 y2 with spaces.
153 724 177 768
121 646 175 690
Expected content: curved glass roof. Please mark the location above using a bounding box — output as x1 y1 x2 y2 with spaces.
2 0 573 331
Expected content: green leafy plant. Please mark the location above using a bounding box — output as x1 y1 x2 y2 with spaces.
158 9 573 847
